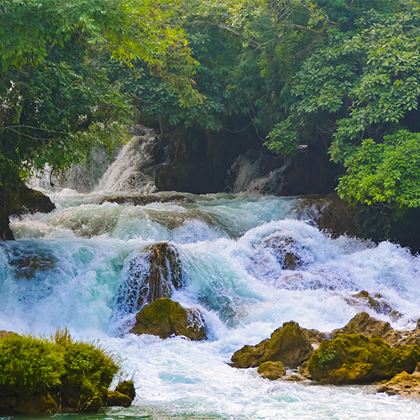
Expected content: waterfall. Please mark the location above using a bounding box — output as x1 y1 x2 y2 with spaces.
227 151 289 194
95 127 157 194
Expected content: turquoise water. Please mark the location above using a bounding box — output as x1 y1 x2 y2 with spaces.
1 190 420 419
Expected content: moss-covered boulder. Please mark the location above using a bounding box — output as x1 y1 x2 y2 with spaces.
308 333 420 384
114 380 136 401
378 369 420 398
231 321 313 369
257 361 286 380
131 298 206 340
0 331 124 415
332 312 401 345
107 391 132 407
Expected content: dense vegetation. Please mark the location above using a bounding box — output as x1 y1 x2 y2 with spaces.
0 331 122 413
1 1 419 209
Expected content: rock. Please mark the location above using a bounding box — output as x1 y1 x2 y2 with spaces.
114 243 184 317
378 370 420 398
283 373 307 382
143 242 183 302
262 235 304 270
257 361 286 380
332 312 401 345
231 321 313 369
308 333 420 384
114 380 136 401
14 393 59 415
107 391 132 407
400 329 420 346
299 361 311 379
7 250 56 279
347 291 402 320
131 298 206 340
301 328 327 348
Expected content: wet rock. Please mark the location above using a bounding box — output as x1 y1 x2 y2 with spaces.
131 298 206 340
262 235 304 270
257 361 286 380
7 250 56 279
231 321 313 369
114 380 136 401
378 367 420 398
302 328 327 348
346 291 402 320
308 333 420 384
107 391 132 407
299 361 311 379
283 372 307 382
115 243 184 317
332 312 402 345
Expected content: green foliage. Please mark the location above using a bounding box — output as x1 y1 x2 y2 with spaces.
0 331 119 412
0 0 196 180
0 334 64 392
337 130 420 207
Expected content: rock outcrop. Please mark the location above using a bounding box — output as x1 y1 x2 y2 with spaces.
257 361 286 380
378 368 420 398
308 333 419 384
332 312 402 345
346 291 401 320
231 321 313 369
131 298 206 340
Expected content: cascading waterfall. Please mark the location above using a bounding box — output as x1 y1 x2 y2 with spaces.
227 151 289 194
95 127 157 194
1 186 420 417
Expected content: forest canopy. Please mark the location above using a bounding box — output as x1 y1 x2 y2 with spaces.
0 0 419 208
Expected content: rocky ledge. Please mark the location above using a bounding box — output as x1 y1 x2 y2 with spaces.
230 312 420 398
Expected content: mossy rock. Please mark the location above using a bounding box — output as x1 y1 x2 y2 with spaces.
332 312 401 345
131 298 206 340
115 380 136 401
257 361 286 380
107 391 132 407
308 333 420 384
378 370 420 397
231 321 313 369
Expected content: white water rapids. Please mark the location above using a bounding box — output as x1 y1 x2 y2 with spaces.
1 187 419 419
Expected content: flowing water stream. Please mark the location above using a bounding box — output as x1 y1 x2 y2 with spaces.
2 138 420 419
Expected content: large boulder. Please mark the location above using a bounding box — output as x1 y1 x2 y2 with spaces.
332 312 402 345
378 368 420 398
107 380 136 408
131 298 206 340
231 321 313 369
308 333 420 384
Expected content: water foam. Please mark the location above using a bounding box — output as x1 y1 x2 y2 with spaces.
1 192 420 418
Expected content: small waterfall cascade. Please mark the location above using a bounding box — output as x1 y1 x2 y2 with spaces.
95 126 157 194
227 150 289 194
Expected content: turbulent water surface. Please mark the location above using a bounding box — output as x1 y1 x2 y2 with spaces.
1 186 420 419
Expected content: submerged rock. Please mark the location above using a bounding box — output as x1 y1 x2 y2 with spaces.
231 321 313 369
346 291 401 320
131 298 206 340
332 312 401 345
257 361 286 380
378 369 420 398
7 250 56 279
308 333 420 384
262 235 305 270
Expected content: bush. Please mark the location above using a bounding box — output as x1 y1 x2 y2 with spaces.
0 330 120 413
